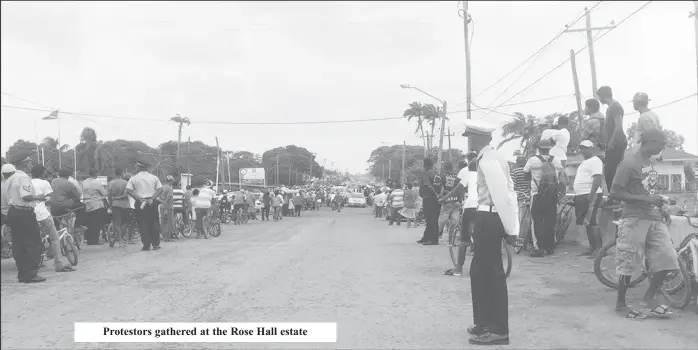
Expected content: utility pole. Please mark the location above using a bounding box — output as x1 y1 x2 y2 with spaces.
564 7 615 99
214 137 220 191
447 129 455 165
688 1 698 154
436 101 448 173
276 154 280 186
462 1 473 153
401 141 406 185
227 151 232 190
187 137 191 177
322 158 326 178
570 49 584 133
289 165 292 186
388 159 392 180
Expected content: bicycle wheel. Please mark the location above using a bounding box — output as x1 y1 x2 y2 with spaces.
209 220 221 237
555 204 573 247
448 223 461 268
515 205 531 255
1 225 12 259
73 228 84 250
107 223 117 246
502 238 512 279
242 212 249 224
181 216 192 238
656 256 693 309
668 233 697 294
593 240 647 289
61 235 78 266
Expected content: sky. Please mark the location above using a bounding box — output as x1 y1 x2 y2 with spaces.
1 1 696 174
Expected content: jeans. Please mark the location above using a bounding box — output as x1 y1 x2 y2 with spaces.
272 206 281 220
420 196 441 242
295 205 302 217
7 206 42 281
531 192 558 251
470 211 509 335
194 208 207 235
160 205 174 239
38 217 66 269
604 146 626 192
262 205 270 221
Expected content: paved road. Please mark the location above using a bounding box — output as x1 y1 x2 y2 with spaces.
2 207 697 349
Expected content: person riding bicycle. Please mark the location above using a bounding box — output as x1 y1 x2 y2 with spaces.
232 188 245 222
245 190 257 220
220 190 231 215
610 129 678 319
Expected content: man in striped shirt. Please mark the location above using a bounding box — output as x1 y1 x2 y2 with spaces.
173 183 188 228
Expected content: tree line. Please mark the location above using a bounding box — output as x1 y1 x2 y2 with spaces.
2 127 341 187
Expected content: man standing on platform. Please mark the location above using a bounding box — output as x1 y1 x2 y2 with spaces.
462 121 518 345
126 160 163 251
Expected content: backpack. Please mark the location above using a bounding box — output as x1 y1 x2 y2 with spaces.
533 155 558 198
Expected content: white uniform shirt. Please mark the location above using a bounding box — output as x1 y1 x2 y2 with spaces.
477 146 519 237
126 171 162 199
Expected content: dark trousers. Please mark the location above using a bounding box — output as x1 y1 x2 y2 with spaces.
531 192 558 251
7 206 42 281
389 207 402 225
470 211 509 335
604 146 626 191
262 206 270 221
460 208 477 244
295 205 302 216
51 202 86 230
194 208 207 235
135 200 160 249
420 197 441 242
85 208 106 245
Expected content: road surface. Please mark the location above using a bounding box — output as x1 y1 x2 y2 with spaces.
1 207 697 349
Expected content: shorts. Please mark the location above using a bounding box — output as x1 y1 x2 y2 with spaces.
573 193 602 227
438 202 460 234
615 217 679 276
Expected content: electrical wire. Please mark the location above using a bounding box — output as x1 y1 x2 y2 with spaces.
625 93 697 116
486 1 652 112
0 104 405 125
447 93 574 114
466 1 603 101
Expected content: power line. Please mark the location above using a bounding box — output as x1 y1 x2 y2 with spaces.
447 93 574 114
0 104 405 125
486 1 652 111
465 1 602 102
626 93 697 116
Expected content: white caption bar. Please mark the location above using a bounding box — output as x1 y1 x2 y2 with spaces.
74 322 337 343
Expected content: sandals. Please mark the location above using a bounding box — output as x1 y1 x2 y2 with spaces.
443 269 463 276
55 265 75 272
623 309 646 319
646 305 672 319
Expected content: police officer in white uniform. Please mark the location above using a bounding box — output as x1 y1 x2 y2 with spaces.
126 159 163 251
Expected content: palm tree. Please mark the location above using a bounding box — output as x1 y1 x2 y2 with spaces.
422 103 443 151
76 127 113 175
403 102 427 156
499 112 541 157
170 114 191 162
41 137 70 171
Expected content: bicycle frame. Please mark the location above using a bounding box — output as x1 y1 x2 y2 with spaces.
678 234 698 279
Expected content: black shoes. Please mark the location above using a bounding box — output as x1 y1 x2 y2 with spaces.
19 275 46 283
422 241 438 246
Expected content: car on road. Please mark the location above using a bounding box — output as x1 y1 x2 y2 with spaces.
347 193 367 208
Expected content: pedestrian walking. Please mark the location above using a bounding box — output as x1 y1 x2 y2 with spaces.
417 158 442 245
5 151 46 283
107 168 130 247
462 121 518 345
126 160 163 251
399 184 418 228
388 184 404 226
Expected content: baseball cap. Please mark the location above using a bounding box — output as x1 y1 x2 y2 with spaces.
1 164 16 174
538 138 553 149
579 140 594 148
632 92 650 103
640 128 666 144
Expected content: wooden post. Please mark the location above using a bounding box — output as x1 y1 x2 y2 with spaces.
570 49 584 133
215 137 220 190
401 141 406 184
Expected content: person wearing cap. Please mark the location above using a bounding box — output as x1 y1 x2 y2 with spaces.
523 138 564 257
598 85 628 195
626 92 663 160
1 163 17 226
461 121 517 345
126 159 164 251
158 175 175 241
5 151 47 283
572 140 605 259
581 98 606 150
511 156 531 241
82 169 107 246
30 164 75 272
416 158 442 245
107 168 130 247
610 128 678 318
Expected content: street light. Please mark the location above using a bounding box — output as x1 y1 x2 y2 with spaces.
375 155 391 180
400 84 448 173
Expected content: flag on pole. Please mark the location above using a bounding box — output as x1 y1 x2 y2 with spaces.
42 110 58 120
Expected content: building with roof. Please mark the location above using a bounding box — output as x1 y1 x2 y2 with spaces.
565 148 698 194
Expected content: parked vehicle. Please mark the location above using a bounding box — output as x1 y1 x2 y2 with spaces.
347 193 366 208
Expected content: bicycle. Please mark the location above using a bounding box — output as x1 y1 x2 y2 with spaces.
54 210 84 250
669 216 698 297
514 197 532 254
204 209 221 238
1 224 12 259
447 207 512 279
554 196 575 247
593 219 692 309
39 226 78 267
174 210 192 238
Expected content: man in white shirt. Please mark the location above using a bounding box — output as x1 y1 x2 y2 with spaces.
462 121 518 345
551 116 571 167
190 188 210 238
524 139 564 257
572 140 605 259
31 165 74 272
126 160 163 251
440 153 479 276
373 190 387 218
